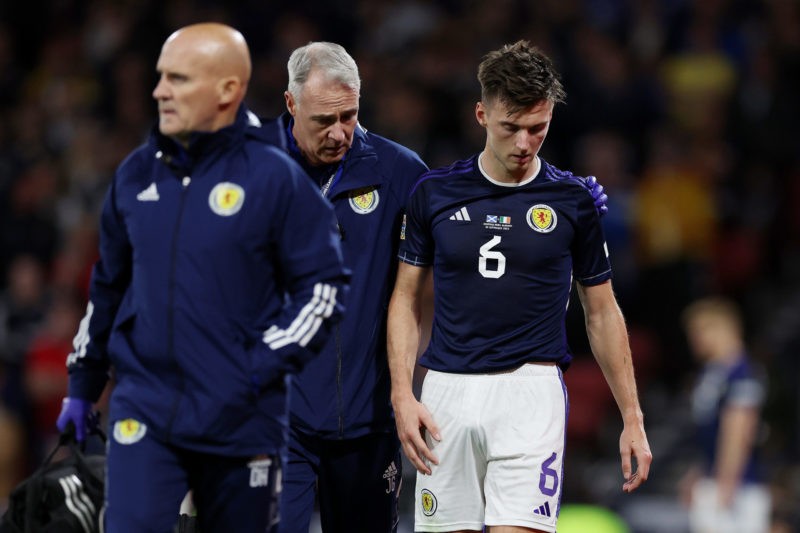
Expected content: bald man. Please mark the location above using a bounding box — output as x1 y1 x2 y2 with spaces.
153 23 251 143
56 23 349 532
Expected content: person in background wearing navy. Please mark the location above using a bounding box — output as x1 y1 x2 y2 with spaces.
387 40 651 532
54 23 349 532
259 41 427 533
680 297 770 533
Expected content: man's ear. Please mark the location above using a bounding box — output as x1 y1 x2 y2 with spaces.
218 76 241 105
284 91 296 116
475 101 488 127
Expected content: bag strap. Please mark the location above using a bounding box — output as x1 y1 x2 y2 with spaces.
23 417 107 533
59 413 108 454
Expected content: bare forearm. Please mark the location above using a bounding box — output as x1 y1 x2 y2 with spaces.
578 281 651 490
586 303 643 424
388 298 421 399
387 263 429 403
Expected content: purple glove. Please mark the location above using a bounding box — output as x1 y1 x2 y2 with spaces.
585 175 609 216
56 397 94 442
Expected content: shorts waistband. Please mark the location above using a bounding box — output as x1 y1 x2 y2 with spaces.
428 362 559 379
489 362 556 374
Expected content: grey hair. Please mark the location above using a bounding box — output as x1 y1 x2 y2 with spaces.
287 42 361 99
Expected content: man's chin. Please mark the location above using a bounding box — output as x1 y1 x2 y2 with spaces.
158 117 182 134
159 123 188 140
318 152 346 165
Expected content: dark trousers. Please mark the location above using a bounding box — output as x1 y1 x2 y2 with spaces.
105 425 280 532
276 428 402 533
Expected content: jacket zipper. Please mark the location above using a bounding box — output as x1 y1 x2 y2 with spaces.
165 175 192 441
335 323 344 438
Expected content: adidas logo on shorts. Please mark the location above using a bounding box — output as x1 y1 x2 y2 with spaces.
533 501 552 517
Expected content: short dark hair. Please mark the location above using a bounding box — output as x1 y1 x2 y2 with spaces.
477 40 566 114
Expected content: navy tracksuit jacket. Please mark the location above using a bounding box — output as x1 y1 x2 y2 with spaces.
261 114 427 531
66 107 349 457
262 113 428 440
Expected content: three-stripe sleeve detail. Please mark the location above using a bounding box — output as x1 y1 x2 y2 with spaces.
67 301 94 367
262 283 338 349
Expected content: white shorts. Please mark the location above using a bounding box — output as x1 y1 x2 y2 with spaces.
689 478 771 533
414 364 567 532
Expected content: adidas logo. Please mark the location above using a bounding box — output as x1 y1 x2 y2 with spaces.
136 183 160 201
383 461 398 480
383 461 399 495
449 207 470 221
533 501 552 517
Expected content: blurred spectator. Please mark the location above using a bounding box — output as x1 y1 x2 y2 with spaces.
574 130 638 306
660 4 739 136
0 255 48 368
632 126 718 386
679 297 770 533
357 0 444 54
0 254 49 505
49 220 97 300
0 157 61 285
22 289 82 459
557 26 664 160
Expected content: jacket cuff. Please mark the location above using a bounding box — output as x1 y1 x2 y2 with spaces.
68 368 109 403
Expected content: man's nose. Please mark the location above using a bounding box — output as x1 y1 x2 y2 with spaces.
152 77 169 100
328 122 345 141
515 130 533 150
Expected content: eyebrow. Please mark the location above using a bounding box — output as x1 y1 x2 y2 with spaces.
310 107 359 121
499 119 548 129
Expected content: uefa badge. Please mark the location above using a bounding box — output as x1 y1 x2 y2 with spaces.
526 204 557 233
349 187 380 214
208 182 245 216
420 488 437 516
113 418 147 444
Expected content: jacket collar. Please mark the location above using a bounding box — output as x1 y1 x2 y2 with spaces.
152 106 255 173
277 112 384 196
